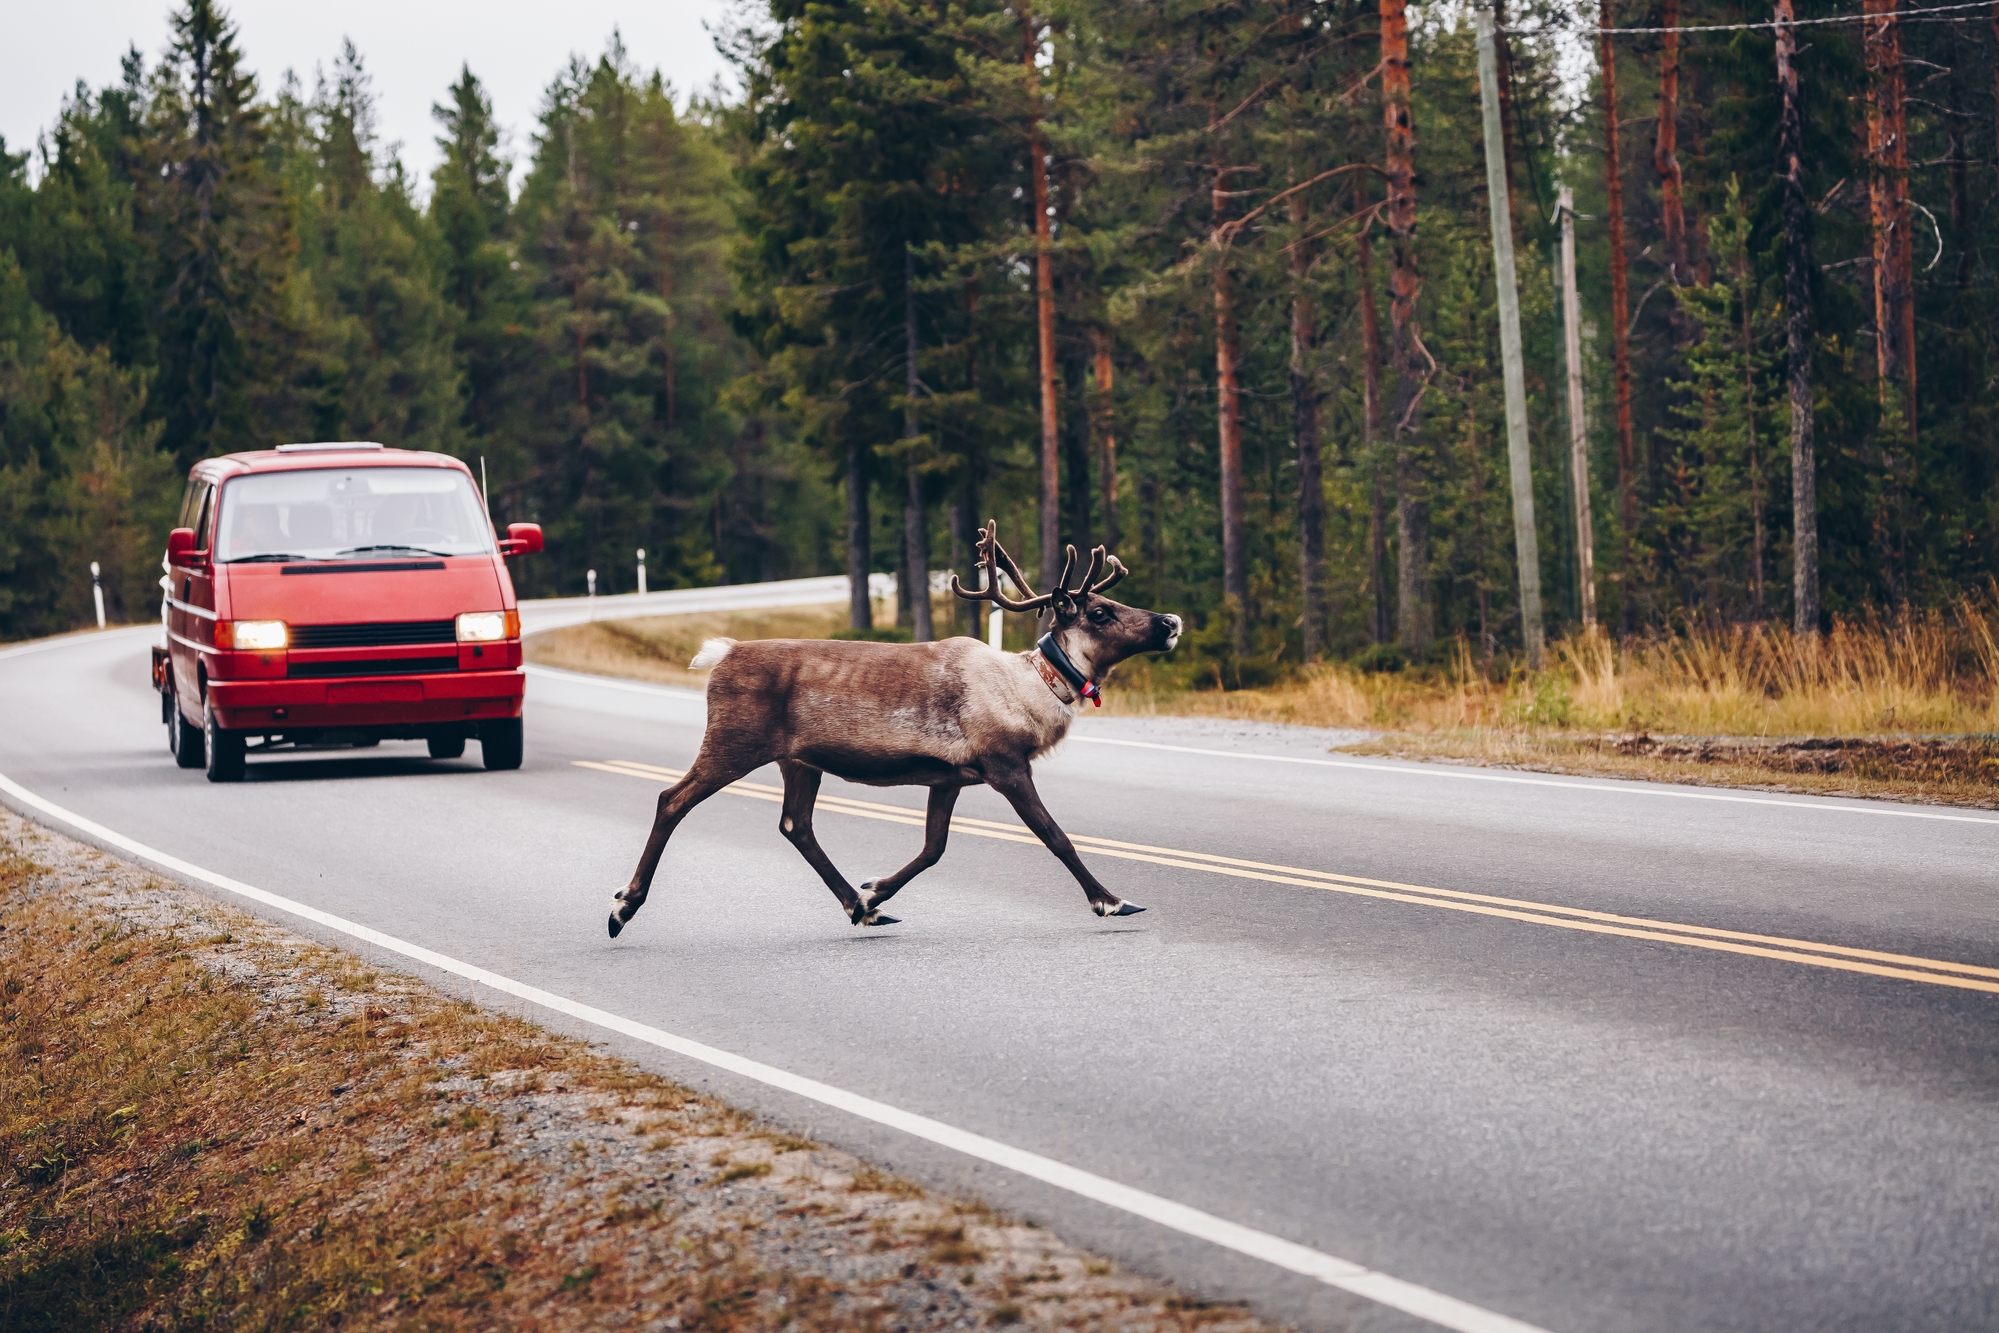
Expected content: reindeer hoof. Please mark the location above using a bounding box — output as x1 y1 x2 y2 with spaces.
607 912 624 938
868 914 901 927
1094 899 1146 918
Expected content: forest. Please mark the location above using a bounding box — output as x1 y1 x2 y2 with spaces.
3 0 1995 682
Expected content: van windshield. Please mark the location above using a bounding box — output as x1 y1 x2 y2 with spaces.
215 467 496 563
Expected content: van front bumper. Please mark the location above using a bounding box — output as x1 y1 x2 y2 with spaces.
206 669 525 731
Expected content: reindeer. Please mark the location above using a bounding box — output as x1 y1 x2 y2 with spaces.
606 522 1182 937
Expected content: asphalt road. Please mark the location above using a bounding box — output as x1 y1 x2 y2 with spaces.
4 619 1997 1333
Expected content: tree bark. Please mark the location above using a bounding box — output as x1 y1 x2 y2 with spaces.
1655 0 1686 282
904 246 932 642
1492 0 1525 244
1214 236 1249 655
1382 0 1431 654
1360 216 1388 644
1289 192 1327 661
848 439 872 630
1864 0 1916 431
1025 12 1062 595
1601 0 1635 626
1064 348 1091 553
962 277 984 636
1094 328 1119 553
1777 0 1819 634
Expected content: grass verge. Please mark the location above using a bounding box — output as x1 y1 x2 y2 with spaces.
526 601 1999 809
0 808 1272 1332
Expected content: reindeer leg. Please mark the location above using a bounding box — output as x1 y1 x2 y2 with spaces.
856 784 961 916
984 760 1145 918
776 761 894 926
610 752 756 938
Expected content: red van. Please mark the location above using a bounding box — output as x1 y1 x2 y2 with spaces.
152 442 543 782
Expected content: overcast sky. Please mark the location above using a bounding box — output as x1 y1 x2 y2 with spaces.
8 1 742 189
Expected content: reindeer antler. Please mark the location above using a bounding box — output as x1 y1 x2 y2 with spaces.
950 521 1054 612
952 524 1134 613
1089 551 1128 595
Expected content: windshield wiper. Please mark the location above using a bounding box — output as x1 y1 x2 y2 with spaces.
335 544 452 558
224 552 311 564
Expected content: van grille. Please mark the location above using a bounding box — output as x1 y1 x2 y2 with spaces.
289 620 456 648
288 656 457 679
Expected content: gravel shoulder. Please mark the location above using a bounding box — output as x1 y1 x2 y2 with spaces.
0 807 1278 1333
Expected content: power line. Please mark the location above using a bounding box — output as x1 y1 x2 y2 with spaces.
1502 0 1994 38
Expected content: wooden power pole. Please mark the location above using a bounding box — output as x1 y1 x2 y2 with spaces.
1475 7 1545 665
1558 185 1598 629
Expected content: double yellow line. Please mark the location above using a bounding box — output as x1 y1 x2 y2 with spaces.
576 758 1999 996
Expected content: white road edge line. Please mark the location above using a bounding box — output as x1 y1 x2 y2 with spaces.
0 769 1549 1333
525 662 1999 827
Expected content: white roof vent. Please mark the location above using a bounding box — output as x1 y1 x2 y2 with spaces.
274 441 387 454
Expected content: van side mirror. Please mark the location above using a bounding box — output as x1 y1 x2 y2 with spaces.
166 528 200 566
499 523 543 556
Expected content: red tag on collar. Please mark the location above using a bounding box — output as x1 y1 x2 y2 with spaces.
1079 680 1101 707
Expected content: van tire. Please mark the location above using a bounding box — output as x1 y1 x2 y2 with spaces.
427 733 466 759
481 717 523 771
204 705 246 783
170 692 205 769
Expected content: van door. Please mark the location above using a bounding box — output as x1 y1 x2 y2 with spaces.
170 480 217 709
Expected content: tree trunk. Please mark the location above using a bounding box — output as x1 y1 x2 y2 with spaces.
1382 0 1431 654
1064 349 1091 554
1601 0 1635 627
1025 12 1062 595
1214 241 1249 655
848 439 872 630
1360 216 1389 644
1492 0 1525 244
1094 329 1119 553
904 247 932 642
1655 0 1686 282
1777 0 1819 634
1743 247 1766 616
1864 0 1916 432
962 277 984 636
1289 193 1327 661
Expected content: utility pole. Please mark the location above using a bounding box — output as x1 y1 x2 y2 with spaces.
1557 186 1598 629
1475 8 1545 665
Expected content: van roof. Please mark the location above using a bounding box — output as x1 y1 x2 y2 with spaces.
192 445 472 481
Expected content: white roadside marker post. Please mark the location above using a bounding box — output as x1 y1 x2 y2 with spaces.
989 603 1003 650
90 561 106 629
587 569 597 621
637 548 647 597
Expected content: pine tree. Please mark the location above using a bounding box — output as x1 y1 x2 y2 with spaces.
141 0 306 462
290 42 463 453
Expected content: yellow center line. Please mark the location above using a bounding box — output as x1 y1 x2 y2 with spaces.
575 759 1999 996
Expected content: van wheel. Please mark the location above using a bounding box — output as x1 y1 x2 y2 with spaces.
204 705 246 783
427 733 466 759
170 692 205 769
480 717 523 771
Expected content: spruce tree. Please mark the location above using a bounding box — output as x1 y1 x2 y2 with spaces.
141 0 305 462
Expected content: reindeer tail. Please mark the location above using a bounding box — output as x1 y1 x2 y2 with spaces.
689 638 737 670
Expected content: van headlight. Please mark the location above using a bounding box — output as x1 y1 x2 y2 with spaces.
226 620 288 650
457 611 512 642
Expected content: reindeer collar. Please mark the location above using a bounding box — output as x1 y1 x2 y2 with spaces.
1033 632 1100 707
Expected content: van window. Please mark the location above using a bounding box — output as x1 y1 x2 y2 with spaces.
214 467 496 564
193 485 215 548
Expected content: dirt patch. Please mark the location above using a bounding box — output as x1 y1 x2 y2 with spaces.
1337 731 1999 808
0 808 1279 1332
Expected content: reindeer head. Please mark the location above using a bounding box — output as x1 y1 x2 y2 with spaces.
951 521 1182 695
